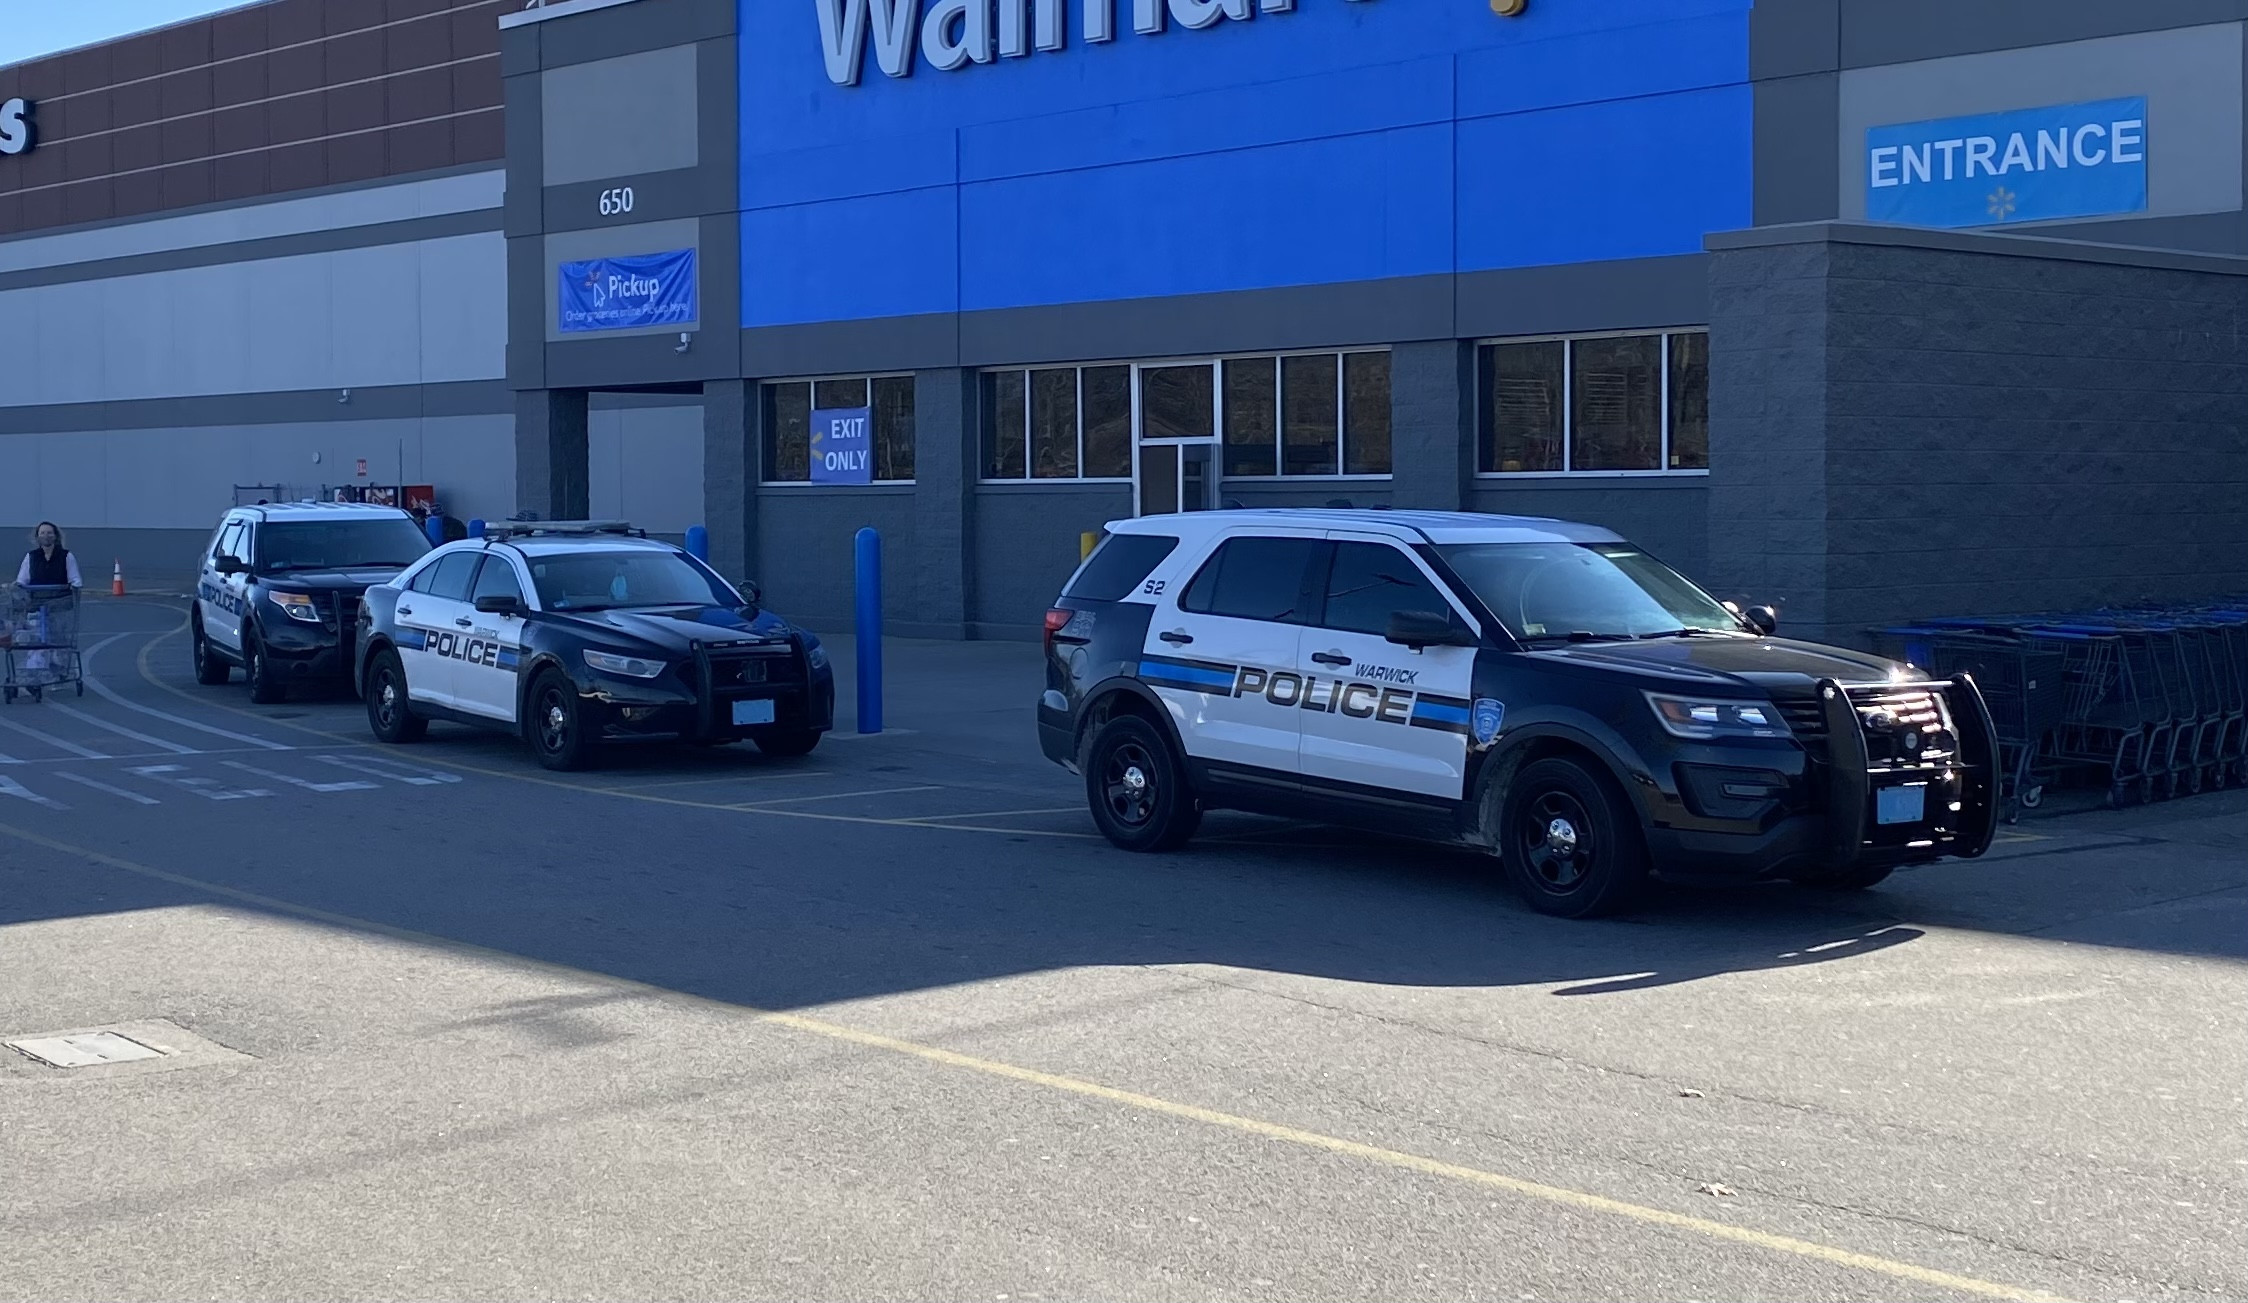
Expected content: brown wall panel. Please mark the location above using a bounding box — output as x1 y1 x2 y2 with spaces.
0 0 507 238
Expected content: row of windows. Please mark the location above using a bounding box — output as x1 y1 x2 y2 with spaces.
1074 533 1447 637
979 351 1393 483
1479 332 1709 475
756 333 1711 485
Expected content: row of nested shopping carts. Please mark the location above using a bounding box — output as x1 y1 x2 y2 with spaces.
1873 598 2248 821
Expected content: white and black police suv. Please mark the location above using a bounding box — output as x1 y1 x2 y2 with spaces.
1038 510 2001 918
192 502 434 703
354 521 834 770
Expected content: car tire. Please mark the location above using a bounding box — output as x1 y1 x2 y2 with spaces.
1493 756 1649 919
191 616 230 685
364 648 428 744
1082 714 1201 852
1787 862 1897 891
752 728 821 758
243 629 286 704
527 669 598 771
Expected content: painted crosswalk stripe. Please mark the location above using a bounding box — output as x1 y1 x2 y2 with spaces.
222 760 378 793
43 702 199 755
315 754 461 786
126 764 271 802
53 771 161 806
0 715 110 760
0 775 66 809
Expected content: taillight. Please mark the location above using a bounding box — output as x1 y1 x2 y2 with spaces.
1043 608 1072 646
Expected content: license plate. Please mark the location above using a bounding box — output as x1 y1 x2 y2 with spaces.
1875 785 1926 825
731 698 775 726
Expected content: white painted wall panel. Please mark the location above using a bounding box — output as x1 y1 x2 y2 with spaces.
0 232 503 407
586 404 705 534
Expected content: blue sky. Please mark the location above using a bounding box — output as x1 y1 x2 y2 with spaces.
2 1 248 66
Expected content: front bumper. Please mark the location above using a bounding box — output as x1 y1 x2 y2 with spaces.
580 648 835 743
1638 675 2001 882
260 620 352 680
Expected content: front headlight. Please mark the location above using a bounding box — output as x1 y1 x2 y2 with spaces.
584 649 665 679
1644 692 1791 740
271 592 321 623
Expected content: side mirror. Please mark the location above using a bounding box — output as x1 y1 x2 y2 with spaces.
1744 604 1779 636
214 555 247 576
737 579 762 606
1386 609 1476 650
473 594 522 616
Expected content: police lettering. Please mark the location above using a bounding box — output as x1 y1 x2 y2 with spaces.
1353 663 1418 686
426 630 502 667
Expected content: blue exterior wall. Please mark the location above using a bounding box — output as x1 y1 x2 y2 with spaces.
738 0 1754 328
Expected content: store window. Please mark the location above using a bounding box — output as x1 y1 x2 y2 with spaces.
1215 351 1391 479
762 375 916 483
980 364 1134 480
1477 331 1709 475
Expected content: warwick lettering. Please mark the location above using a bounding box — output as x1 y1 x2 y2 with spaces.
815 0 1348 87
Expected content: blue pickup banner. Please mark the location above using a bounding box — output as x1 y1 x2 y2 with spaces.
809 406 874 484
557 248 698 334
1866 98 2148 229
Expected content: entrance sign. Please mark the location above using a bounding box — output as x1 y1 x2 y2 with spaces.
557 248 698 333
814 0 1355 87
810 406 874 484
1866 97 2147 229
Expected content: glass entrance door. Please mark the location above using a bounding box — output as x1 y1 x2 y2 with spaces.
1132 361 1220 517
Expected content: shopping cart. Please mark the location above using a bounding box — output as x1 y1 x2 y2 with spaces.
1 584 84 704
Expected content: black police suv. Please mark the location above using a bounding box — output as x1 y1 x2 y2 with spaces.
353 522 834 770
192 502 435 703
1038 509 2000 917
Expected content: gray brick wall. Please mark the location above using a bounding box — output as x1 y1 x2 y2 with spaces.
1707 223 2248 646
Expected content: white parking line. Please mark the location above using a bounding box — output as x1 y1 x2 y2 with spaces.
42 701 199 755
82 634 291 751
315 754 461 786
908 805 1085 822
0 775 66 809
52 771 161 806
0 750 20 765
0 714 110 760
222 759 378 793
732 784 943 809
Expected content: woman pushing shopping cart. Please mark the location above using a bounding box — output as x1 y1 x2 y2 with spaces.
4 522 86 703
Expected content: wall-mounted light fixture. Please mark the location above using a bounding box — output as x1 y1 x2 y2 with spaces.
338 389 351 405
675 331 693 355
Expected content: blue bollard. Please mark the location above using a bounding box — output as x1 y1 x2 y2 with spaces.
424 516 445 547
854 526 882 735
468 518 486 539
685 524 709 562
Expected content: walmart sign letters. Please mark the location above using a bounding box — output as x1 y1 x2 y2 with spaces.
557 248 698 334
1867 98 2148 229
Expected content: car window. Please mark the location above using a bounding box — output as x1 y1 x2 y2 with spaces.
215 522 245 563
1065 534 1180 602
528 549 735 612
469 555 524 605
253 518 431 573
209 520 238 561
1436 542 1742 641
421 552 482 602
1318 543 1450 636
1178 537 1317 623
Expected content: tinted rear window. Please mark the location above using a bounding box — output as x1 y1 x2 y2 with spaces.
1179 537 1318 623
1065 533 1179 602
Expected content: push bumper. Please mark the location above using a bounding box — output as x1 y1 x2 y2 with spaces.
260 622 351 681
584 651 835 743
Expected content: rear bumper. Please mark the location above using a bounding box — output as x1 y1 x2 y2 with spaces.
1037 691 1076 770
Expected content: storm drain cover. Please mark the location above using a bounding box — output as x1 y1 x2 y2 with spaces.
7 1030 167 1068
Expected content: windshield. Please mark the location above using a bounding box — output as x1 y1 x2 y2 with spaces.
255 519 433 572
527 550 738 612
1436 542 1746 642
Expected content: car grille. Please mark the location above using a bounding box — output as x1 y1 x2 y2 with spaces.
707 646 798 688
1846 685 1958 770
1773 697 1827 741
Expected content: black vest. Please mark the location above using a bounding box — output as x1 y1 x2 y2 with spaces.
24 547 69 586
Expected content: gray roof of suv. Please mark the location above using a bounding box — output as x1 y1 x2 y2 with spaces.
1115 508 1626 546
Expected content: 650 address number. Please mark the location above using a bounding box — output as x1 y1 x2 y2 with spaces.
598 186 635 217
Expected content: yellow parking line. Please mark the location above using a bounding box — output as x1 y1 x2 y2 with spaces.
0 815 2073 1303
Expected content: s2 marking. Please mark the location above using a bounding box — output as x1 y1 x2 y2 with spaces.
1142 579 1167 596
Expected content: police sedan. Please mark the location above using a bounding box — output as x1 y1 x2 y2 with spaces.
354 521 834 770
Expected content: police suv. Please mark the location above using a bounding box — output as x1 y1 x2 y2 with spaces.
354 521 834 770
1039 510 2000 917
192 502 434 703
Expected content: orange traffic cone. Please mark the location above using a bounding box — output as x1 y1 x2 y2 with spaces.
111 560 125 597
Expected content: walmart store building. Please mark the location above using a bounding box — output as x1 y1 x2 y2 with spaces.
2 0 2243 640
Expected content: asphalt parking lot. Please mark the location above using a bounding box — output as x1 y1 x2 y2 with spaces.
2 596 2243 1302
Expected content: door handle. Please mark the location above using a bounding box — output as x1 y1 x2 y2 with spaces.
454 618 473 628
398 606 414 616
1159 629 1194 646
1311 651 1351 667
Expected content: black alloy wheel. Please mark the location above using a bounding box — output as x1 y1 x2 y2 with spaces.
192 616 229 685
529 670 596 771
243 631 286 704
1082 714 1200 852
1495 756 1649 919
364 648 427 744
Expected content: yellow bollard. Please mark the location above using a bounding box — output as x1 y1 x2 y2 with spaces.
1080 531 1099 561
